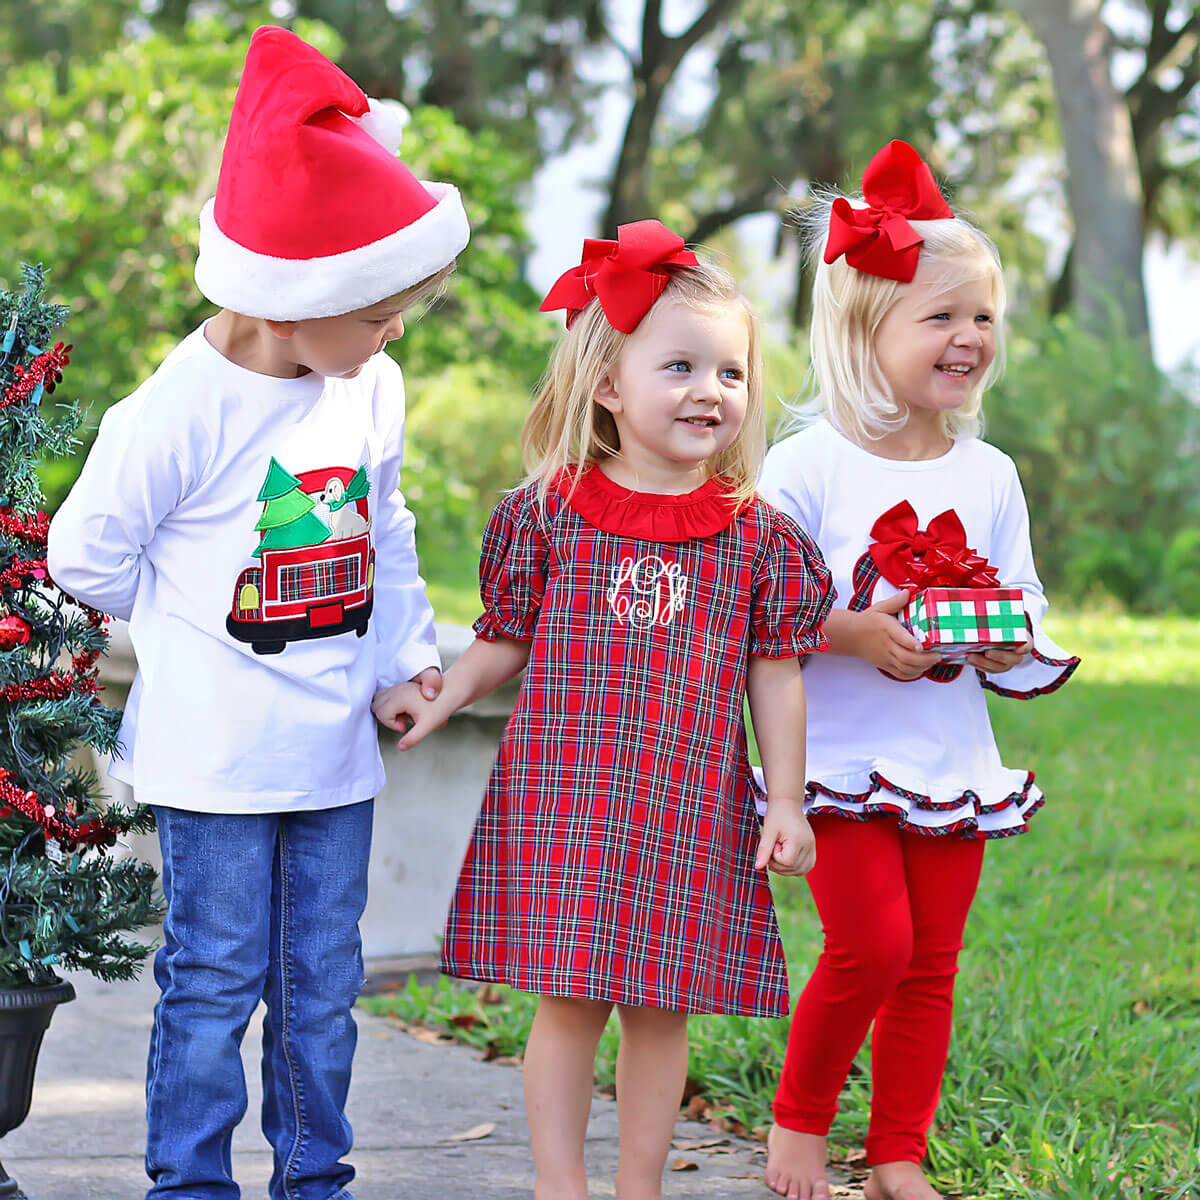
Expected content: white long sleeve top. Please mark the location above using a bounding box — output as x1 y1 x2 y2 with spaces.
47 323 439 813
759 419 1078 838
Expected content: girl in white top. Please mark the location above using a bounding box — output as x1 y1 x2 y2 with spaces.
758 141 1078 1200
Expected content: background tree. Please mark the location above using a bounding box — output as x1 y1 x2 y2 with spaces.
0 264 159 989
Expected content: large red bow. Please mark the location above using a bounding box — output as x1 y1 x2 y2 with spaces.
868 501 999 590
539 219 699 334
824 141 954 283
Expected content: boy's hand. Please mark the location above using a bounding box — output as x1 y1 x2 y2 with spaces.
853 591 943 680
371 682 451 749
754 797 817 877
371 681 425 733
964 637 1033 674
411 666 443 700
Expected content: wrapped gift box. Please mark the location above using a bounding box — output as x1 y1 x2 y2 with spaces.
901 587 1027 656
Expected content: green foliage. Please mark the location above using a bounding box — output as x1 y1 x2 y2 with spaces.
986 310 1200 612
0 19 553 519
0 21 247 507
364 612 1200 1197
0 266 160 989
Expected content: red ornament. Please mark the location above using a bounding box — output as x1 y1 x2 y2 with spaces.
0 615 32 650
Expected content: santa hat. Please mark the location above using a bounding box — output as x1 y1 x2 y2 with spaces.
194 26 470 320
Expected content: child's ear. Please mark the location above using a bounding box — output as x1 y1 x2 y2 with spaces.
593 371 622 414
265 319 298 341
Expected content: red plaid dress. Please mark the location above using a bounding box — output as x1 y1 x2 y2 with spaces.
440 468 834 1015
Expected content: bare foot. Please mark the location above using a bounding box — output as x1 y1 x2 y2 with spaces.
863 1161 943 1200
764 1125 831 1200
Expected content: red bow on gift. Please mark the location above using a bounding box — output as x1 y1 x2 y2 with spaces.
539 219 699 334
868 501 1000 590
824 141 954 283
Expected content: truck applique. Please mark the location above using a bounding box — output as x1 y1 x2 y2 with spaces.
226 458 374 655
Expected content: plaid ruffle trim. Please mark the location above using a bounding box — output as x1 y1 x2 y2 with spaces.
979 647 1080 699
806 769 1042 841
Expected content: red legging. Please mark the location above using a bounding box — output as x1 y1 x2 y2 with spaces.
773 815 985 1165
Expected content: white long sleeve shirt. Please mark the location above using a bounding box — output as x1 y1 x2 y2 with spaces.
48 323 439 813
759 419 1078 838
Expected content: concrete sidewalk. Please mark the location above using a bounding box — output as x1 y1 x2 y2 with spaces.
0 963 854 1199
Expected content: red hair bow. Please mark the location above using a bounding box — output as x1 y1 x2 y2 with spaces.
868 501 1000 590
824 140 954 283
539 219 699 334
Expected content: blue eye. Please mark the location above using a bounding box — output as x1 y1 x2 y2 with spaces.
666 361 690 373
720 367 744 381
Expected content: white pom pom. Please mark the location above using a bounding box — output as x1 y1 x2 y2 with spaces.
354 98 410 155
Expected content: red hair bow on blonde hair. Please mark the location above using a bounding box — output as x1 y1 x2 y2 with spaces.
824 140 954 283
539 219 699 334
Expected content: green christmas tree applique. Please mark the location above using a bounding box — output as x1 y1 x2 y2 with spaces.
252 457 330 557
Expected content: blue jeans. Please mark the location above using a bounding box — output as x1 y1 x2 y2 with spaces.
145 801 373 1200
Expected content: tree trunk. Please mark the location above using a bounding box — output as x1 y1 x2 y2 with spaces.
1012 0 1149 339
602 0 742 234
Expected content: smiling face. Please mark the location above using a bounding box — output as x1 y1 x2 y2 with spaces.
592 296 751 490
872 253 998 422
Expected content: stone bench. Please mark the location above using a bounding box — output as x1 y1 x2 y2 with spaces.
94 623 515 959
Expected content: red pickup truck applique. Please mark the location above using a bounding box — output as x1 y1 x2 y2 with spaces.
226 456 374 655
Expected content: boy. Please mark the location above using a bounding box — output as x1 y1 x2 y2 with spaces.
47 26 469 1200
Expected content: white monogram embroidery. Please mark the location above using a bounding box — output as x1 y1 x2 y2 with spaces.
606 555 688 628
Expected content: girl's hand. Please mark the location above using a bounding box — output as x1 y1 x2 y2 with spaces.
852 590 943 680
410 666 443 700
964 637 1033 674
371 682 451 749
754 798 817 876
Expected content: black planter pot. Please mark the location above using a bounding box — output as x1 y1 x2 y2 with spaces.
0 980 75 1199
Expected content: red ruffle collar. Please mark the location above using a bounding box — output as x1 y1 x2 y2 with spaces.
554 467 743 541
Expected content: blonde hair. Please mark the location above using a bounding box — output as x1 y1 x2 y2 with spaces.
522 261 765 507
789 196 1006 444
384 261 456 311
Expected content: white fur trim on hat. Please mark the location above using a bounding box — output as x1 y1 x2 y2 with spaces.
194 182 470 320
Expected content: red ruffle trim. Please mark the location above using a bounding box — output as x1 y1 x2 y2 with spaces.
554 467 744 541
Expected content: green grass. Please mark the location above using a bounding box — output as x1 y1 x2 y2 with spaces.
363 611 1200 1198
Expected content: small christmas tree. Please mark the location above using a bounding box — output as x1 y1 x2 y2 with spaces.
253 456 330 555
0 264 159 990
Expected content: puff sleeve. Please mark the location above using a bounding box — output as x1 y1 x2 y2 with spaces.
472 487 549 642
749 505 835 658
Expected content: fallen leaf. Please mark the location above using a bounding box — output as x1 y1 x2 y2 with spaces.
446 1122 496 1142
410 1028 455 1046
671 1137 729 1152
669 1159 699 1172
477 985 504 1004
450 1013 480 1029
685 1094 711 1120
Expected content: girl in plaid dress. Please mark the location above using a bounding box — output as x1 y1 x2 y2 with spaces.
758 142 1078 1200
373 220 833 1200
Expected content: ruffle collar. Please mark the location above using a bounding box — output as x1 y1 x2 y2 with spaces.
554 467 743 542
